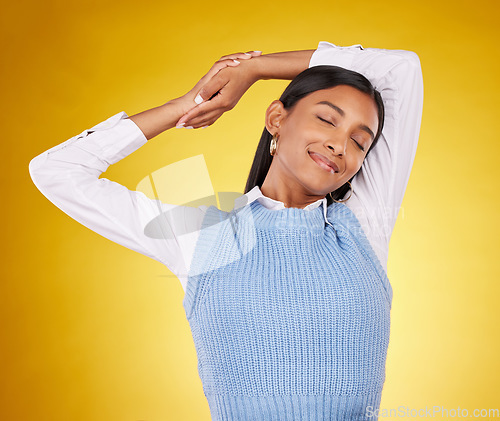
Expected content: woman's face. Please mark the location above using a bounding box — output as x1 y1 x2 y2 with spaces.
265 85 379 197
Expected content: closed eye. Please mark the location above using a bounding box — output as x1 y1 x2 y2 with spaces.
352 138 365 151
318 115 365 152
317 116 335 127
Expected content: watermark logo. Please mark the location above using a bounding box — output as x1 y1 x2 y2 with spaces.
366 405 500 418
136 154 252 239
136 155 256 276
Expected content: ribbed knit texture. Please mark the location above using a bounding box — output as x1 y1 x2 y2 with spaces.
183 200 392 421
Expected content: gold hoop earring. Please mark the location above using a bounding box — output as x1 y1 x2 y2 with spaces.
270 133 278 156
328 180 353 203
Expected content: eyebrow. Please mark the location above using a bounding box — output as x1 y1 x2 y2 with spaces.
316 101 375 140
359 124 375 141
316 101 345 116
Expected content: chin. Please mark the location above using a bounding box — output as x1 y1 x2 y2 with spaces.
301 179 336 197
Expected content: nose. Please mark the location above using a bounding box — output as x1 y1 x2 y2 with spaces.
325 134 347 157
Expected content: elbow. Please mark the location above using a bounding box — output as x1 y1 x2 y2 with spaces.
28 153 47 191
401 50 421 68
28 154 60 206
390 50 423 89
398 50 423 79
28 153 72 199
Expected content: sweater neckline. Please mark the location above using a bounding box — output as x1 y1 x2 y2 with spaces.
233 186 333 228
234 199 329 231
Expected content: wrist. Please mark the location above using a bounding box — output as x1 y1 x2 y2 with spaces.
244 55 268 81
164 97 193 120
233 57 262 85
126 101 183 140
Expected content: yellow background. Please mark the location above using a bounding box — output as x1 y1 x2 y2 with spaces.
2 0 499 420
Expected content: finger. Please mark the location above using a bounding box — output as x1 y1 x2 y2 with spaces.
185 110 223 129
175 99 222 127
188 60 238 106
185 108 220 126
175 105 204 127
218 52 251 61
206 59 239 78
179 100 226 128
204 59 240 86
197 59 239 90
218 51 262 62
193 72 230 106
245 50 262 57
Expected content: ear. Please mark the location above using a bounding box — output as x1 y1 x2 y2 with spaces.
264 100 287 135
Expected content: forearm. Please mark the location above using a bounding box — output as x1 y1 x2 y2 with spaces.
250 50 315 81
168 49 316 129
126 100 184 141
127 50 316 139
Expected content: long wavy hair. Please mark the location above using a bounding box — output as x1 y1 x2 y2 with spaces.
244 65 385 206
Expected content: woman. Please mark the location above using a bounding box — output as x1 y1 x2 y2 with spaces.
29 41 423 420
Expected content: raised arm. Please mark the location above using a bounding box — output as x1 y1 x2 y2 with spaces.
308 42 424 216
28 58 248 288
176 42 423 268
308 42 424 267
178 44 423 212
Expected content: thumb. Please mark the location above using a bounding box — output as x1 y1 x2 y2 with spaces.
193 59 239 104
194 74 226 105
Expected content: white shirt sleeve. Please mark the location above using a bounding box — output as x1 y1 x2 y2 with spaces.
309 41 424 267
28 111 205 285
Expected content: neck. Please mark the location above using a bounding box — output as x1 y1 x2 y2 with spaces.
260 162 326 209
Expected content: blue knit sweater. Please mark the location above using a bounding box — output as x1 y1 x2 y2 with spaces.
183 199 393 420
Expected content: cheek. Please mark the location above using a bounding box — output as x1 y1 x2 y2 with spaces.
278 126 312 158
347 154 365 175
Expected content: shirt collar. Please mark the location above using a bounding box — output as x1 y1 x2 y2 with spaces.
234 185 334 228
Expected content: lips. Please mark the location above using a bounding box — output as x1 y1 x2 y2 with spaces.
308 151 339 173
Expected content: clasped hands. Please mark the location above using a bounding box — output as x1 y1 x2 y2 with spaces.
172 50 263 130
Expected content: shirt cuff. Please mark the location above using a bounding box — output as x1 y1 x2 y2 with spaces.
77 111 148 166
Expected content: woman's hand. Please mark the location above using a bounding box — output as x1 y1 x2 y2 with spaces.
174 51 262 129
129 50 311 139
167 56 243 124
127 52 262 139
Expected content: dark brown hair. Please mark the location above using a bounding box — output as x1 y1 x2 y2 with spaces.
244 65 385 205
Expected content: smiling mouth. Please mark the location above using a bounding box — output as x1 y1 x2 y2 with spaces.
308 151 339 174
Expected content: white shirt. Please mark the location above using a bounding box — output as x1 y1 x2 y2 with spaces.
28 41 424 293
